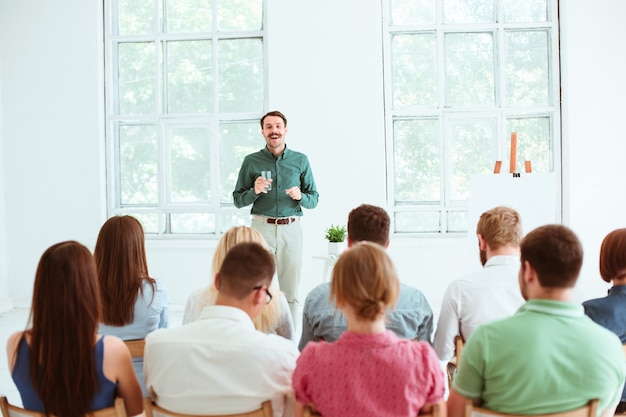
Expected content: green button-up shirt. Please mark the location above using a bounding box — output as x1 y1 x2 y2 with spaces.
232 146 319 217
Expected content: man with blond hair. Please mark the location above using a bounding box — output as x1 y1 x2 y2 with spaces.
433 206 525 361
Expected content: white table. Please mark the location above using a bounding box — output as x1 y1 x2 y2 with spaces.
313 254 339 282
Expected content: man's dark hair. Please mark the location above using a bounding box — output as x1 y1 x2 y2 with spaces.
217 242 275 300
260 111 287 128
347 204 390 246
520 224 583 288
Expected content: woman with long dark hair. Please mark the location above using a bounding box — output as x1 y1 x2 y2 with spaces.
95 215 168 395
6 241 143 417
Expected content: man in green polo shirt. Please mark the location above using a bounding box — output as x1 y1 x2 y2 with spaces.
233 110 319 324
448 224 625 417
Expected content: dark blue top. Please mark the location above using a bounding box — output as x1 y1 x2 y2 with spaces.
583 284 626 401
11 336 118 412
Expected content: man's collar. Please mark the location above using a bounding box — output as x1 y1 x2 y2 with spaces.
198 305 256 329
484 255 520 267
262 144 289 158
519 298 584 317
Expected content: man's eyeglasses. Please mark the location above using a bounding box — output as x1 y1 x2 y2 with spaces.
253 285 273 305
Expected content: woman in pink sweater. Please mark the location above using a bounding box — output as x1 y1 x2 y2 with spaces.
292 242 445 417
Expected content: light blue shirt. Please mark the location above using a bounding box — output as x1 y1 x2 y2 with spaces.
99 279 169 395
299 282 433 351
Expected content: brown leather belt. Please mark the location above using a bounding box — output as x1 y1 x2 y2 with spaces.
267 217 298 225
253 215 299 225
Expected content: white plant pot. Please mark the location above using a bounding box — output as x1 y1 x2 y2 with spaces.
328 241 345 256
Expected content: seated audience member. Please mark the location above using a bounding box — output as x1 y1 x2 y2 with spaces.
145 242 298 417
6 241 144 417
583 228 626 413
183 225 293 340
433 206 525 361
299 204 433 350
293 243 445 417
95 215 169 395
448 225 626 417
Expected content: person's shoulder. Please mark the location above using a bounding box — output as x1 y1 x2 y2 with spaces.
303 283 332 311
154 278 168 292
252 331 300 359
284 147 309 159
101 334 129 357
306 282 331 300
6 331 25 353
582 295 608 308
399 282 428 298
244 148 266 160
145 325 182 344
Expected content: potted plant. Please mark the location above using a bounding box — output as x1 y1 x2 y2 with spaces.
325 224 347 256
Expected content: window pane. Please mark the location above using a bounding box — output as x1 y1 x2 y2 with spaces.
131 213 160 234
218 39 263 113
220 121 260 203
170 213 214 233
505 31 550 106
118 43 157 115
448 118 497 201
507 117 552 173
445 33 494 107
117 0 154 35
167 41 212 114
217 0 263 31
392 34 437 109
443 0 495 23
394 119 440 202
166 0 212 33
447 211 468 233
390 0 435 25
503 0 547 23
167 126 210 203
119 124 158 205
395 211 441 233
219 211 249 233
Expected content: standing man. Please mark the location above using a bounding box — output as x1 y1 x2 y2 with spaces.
433 206 525 361
447 225 626 417
233 110 319 323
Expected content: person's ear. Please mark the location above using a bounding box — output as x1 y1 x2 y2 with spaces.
521 260 535 284
347 236 354 248
214 273 220 291
252 286 265 306
477 234 487 251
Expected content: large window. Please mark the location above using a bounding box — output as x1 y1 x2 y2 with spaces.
104 0 265 236
384 0 560 234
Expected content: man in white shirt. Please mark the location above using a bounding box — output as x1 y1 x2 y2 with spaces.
144 242 298 417
433 206 525 361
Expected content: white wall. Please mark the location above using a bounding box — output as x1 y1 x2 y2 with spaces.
0 0 622 321
0 58 9 313
561 0 626 302
0 0 106 306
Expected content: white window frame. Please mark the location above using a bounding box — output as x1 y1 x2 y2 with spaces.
103 0 267 238
382 0 562 236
